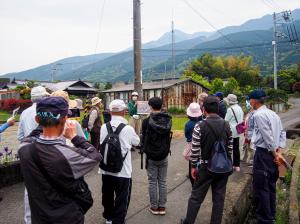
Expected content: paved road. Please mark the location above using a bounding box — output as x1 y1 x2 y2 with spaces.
0 98 299 224
279 97 300 128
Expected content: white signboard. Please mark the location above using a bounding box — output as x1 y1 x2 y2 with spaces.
137 101 151 115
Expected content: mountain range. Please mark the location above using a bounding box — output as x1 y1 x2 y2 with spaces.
2 8 300 83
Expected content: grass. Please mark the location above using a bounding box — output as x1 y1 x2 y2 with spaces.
0 111 20 122
298 166 300 220
276 170 292 224
172 116 188 131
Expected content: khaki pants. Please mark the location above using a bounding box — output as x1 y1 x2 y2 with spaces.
129 117 141 136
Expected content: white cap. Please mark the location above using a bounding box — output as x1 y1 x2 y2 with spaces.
31 86 49 98
131 92 139 96
109 99 127 112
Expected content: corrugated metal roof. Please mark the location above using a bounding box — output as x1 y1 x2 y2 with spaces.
67 86 97 92
102 78 205 93
40 81 95 92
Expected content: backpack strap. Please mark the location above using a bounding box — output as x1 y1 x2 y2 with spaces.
106 122 114 134
114 123 126 135
203 120 225 141
230 108 238 124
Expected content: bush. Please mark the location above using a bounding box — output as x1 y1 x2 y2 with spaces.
266 88 288 103
167 107 186 115
292 82 300 92
0 99 32 112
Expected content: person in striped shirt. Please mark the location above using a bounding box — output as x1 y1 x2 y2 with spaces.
181 96 236 224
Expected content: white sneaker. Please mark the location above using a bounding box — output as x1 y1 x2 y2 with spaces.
105 220 112 224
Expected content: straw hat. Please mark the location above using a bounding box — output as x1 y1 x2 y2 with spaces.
51 90 77 109
187 102 202 118
198 92 208 101
91 97 102 106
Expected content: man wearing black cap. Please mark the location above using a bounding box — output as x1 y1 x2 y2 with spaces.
18 97 102 224
249 89 286 224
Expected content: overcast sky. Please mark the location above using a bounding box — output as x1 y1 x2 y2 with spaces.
1 0 300 75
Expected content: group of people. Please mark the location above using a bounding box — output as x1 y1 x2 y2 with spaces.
182 90 286 224
0 85 286 224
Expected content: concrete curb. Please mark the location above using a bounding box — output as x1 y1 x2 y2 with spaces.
289 144 300 224
222 174 252 224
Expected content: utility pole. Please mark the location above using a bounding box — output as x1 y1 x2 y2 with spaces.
133 0 143 99
171 20 175 79
272 12 278 90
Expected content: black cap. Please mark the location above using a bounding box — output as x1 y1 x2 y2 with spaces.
36 97 69 117
248 89 267 100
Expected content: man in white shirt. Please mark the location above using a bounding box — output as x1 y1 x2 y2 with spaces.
17 86 49 224
99 99 140 224
225 94 244 172
17 86 49 141
249 89 286 224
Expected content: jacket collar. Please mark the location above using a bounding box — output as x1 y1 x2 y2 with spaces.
205 114 220 119
111 115 128 125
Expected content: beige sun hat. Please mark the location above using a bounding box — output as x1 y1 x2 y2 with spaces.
225 94 238 105
91 97 102 106
51 90 77 109
198 92 208 101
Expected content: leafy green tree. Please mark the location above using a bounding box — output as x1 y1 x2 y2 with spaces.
104 82 112 90
93 82 101 89
182 70 211 89
26 80 36 88
223 77 241 96
210 78 224 94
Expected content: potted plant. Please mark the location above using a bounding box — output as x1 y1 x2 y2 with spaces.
0 147 23 189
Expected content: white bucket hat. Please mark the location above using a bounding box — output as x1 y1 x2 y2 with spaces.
225 94 238 105
75 99 83 109
31 86 49 98
91 97 102 106
109 99 127 112
131 92 139 96
187 102 202 118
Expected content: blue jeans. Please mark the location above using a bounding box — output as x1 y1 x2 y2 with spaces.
147 158 168 208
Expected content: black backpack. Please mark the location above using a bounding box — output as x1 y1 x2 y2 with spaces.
202 120 233 175
99 123 127 173
144 122 172 161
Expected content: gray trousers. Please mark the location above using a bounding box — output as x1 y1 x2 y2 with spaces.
147 158 168 209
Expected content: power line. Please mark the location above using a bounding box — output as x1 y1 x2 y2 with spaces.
182 0 250 55
93 0 106 66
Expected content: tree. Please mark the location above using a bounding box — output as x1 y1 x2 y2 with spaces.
104 82 112 90
210 78 224 94
223 77 241 96
181 54 260 88
26 80 36 88
93 82 101 89
182 70 211 89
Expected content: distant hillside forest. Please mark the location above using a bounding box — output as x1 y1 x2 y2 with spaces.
181 53 300 102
